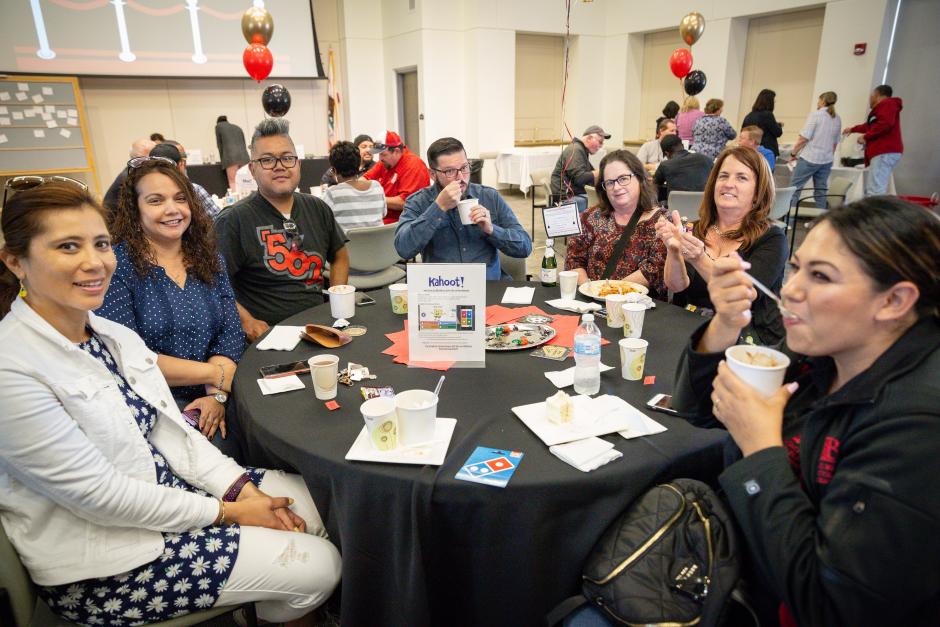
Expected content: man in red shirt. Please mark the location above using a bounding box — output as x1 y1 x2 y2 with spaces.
364 131 430 222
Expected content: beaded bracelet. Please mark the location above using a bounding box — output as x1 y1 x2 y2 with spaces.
223 473 252 502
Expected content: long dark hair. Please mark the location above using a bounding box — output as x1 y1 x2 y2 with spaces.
112 160 221 284
818 197 940 319
595 150 656 215
752 89 776 112
1 182 104 316
662 101 680 119
694 145 774 251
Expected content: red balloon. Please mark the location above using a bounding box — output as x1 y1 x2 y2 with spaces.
669 48 693 79
243 43 273 82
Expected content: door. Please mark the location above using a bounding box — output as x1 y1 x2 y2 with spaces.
397 69 420 151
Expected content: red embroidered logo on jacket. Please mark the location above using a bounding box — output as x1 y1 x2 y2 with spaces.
785 435 802 477
257 226 323 286
817 436 840 485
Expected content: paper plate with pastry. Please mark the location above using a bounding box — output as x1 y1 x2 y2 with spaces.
579 279 649 301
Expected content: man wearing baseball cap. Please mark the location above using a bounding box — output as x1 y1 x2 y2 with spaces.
363 130 430 222
550 124 610 212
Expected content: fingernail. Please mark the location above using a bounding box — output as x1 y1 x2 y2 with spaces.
293 526 300 532
743 309 752 319
786 382 799 393
742 261 752 269
288 498 294 505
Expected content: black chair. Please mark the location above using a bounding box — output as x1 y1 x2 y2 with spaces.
784 177 854 253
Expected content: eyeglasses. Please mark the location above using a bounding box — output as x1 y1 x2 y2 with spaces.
2 175 88 207
431 163 471 179
601 174 635 191
127 156 177 170
252 155 299 170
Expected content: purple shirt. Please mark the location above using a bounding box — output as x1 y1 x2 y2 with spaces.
676 110 705 142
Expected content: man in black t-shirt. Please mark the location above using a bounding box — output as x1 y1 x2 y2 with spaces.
215 119 349 341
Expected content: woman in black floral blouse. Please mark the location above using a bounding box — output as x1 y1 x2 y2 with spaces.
564 150 667 299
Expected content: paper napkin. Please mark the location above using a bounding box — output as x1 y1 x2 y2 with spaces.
256 325 305 351
501 286 536 305
257 375 305 395
544 363 615 388
545 298 603 314
550 437 622 472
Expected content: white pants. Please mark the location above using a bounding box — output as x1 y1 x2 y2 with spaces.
214 471 342 623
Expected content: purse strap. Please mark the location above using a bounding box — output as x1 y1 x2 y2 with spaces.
600 208 644 280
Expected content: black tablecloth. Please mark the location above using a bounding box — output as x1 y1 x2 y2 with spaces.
187 157 330 197
229 283 729 627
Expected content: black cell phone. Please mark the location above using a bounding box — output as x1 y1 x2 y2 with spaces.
259 360 310 379
355 292 376 306
647 393 680 416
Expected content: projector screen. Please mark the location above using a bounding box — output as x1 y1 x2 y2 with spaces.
0 0 324 78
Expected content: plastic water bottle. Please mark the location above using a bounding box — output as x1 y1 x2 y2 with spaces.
573 313 602 395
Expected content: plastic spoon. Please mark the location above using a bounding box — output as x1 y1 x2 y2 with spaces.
433 375 445 398
743 271 797 319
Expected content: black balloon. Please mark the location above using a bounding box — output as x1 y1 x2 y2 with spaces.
683 70 707 96
262 84 291 117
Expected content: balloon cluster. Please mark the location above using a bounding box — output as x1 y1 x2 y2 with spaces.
667 12 708 97
242 6 274 82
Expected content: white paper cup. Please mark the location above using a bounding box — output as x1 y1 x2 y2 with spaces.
619 338 648 381
456 198 476 225
328 284 356 319
725 345 791 398
605 294 629 328
559 270 578 301
389 283 408 314
622 303 646 338
308 354 339 400
394 389 438 446
360 397 398 451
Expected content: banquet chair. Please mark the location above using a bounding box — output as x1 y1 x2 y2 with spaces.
769 186 796 229
0 522 257 627
499 251 530 282
666 190 705 218
478 151 500 185
584 185 599 209
529 167 554 240
785 177 854 253
324 222 406 290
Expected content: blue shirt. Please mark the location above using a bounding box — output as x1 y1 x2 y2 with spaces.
394 182 532 280
757 145 776 170
97 243 245 403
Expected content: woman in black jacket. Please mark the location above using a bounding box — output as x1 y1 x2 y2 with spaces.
742 89 784 156
673 196 940 626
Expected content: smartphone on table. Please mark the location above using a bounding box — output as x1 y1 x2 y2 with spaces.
259 360 310 379
646 393 680 416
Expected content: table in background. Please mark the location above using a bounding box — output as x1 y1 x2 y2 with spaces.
187 157 330 197
774 161 895 205
230 283 728 627
496 147 605 195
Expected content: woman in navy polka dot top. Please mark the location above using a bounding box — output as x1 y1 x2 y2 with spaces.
98 159 244 452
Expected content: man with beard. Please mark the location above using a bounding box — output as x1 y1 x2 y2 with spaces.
363 130 430 221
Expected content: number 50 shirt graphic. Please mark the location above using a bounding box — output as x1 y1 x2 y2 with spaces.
257 226 324 287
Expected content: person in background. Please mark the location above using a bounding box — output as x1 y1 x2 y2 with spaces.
653 135 713 204
0 181 341 627
655 100 680 132
844 84 903 197
564 150 667 298
395 137 531 280
675 96 704 144
691 98 737 160
739 126 776 170
788 91 841 209
97 158 244 456
550 125 609 213
673 197 940 627
636 119 678 174
150 132 165 143
656 145 787 345
363 130 430 222
321 134 375 187
103 137 156 213
742 89 784 157
215 118 349 342
322 141 386 229
152 140 220 219
215 115 251 193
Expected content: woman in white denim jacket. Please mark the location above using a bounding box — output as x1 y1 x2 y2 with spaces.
0 181 340 626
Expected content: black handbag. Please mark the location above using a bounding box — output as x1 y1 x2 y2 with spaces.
548 479 749 627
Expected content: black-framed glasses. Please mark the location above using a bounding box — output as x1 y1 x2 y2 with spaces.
431 163 471 179
252 155 299 170
3 175 88 207
601 173 635 191
127 155 177 170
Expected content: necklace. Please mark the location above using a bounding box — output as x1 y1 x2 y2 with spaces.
712 224 737 239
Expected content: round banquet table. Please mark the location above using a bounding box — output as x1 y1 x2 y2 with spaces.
229 282 730 627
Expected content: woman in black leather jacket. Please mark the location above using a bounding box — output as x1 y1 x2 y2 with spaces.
674 196 940 626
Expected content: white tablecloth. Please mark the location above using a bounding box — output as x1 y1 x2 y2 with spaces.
496 146 605 195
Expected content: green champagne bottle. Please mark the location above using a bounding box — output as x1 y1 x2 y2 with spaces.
541 238 557 287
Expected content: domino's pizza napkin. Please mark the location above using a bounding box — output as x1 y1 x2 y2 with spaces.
549 437 622 472
454 446 524 488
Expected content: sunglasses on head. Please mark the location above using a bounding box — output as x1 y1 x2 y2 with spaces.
127 155 177 171
2 175 88 208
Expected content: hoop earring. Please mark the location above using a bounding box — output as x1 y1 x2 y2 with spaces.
18 281 27 298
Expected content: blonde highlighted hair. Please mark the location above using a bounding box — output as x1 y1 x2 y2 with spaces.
680 96 700 113
819 91 838 118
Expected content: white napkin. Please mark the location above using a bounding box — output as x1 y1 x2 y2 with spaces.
501 287 536 305
544 363 615 388
616 412 668 440
550 436 623 472
625 295 657 310
255 325 305 351
257 375 305 395
545 298 602 313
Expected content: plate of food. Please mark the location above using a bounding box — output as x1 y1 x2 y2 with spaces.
485 323 556 351
578 279 649 302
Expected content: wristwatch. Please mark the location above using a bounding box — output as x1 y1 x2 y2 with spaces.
213 391 229 404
